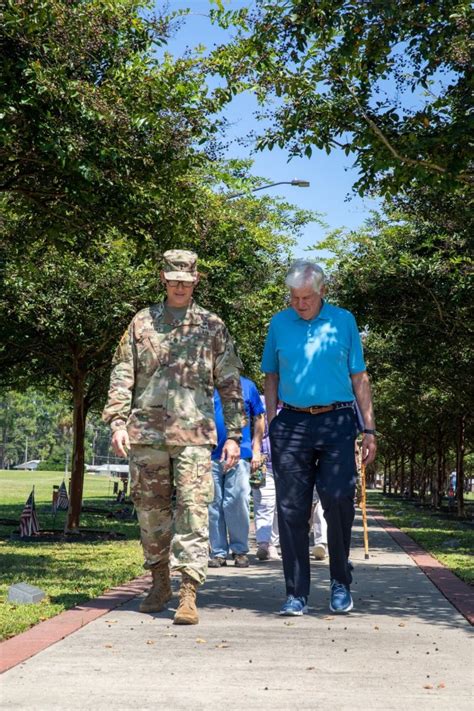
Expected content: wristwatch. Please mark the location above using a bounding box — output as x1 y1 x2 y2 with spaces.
226 436 242 444
362 428 377 436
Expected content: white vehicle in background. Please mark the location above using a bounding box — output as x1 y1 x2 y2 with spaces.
13 460 41 470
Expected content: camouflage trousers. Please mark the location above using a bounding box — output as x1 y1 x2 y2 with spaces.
129 444 214 585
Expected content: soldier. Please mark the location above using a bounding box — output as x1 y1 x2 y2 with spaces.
102 250 245 625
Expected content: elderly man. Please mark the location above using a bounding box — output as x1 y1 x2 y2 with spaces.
102 250 245 625
262 260 376 615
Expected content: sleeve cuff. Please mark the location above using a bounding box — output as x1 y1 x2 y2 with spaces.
226 431 242 443
110 419 127 432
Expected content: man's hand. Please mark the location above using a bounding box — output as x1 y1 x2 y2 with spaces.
221 438 240 471
251 449 262 473
111 429 130 458
361 433 377 466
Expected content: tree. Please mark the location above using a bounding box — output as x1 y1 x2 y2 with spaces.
1 2 320 529
209 0 473 196
0 389 72 468
1 0 216 248
1 182 317 528
0 0 220 528
315 203 473 514
1 237 158 528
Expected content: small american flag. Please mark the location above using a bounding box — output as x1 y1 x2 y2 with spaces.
55 481 69 511
19 489 40 537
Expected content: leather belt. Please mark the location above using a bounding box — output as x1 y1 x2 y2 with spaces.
282 401 353 415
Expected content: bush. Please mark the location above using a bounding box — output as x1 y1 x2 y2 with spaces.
36 460 65 472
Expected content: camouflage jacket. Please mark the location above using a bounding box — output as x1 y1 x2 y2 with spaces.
102 300 245 446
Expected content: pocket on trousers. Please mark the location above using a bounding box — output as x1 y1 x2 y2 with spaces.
198 460 214 505
268 412 280 434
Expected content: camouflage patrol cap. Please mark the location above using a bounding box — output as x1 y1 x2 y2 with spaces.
162 250 198 282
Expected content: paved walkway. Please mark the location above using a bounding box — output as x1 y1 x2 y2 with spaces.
1 514 472 710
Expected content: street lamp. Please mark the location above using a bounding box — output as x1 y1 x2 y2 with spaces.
225 179 310 200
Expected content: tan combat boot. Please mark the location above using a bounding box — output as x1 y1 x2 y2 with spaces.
173 573 199 625
139 563 172 613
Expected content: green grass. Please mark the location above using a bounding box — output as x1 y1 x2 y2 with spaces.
368 490 474 586
0 470 143 641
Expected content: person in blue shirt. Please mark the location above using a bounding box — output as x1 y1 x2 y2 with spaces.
262 260 377 615
208 376 265 568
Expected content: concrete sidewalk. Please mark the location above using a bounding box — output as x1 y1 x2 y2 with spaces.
1 515 472 710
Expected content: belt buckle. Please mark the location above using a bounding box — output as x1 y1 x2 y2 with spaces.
309 405 322 415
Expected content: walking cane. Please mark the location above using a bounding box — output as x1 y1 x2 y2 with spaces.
360 460 370 559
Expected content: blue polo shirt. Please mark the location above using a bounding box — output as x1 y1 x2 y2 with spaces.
212 376 265 461
261 301 365 407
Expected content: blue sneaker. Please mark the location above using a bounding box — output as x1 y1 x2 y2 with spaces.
279 595 308 616
330 580 353 613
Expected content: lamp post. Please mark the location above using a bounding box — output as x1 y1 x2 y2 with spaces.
225 179 310 200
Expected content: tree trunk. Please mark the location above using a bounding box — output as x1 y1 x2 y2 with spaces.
419 444 428 502
409 444 415 498
456 414 466 518
0 397 8 469
393 451 399 495
434 426 444 509
400 449 405 496
441 450 447 496
66 370 88 531
383 459 388 495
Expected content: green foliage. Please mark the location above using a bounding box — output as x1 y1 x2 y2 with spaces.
36 460 65 471
313 194 473 506
0 0 216 248
0 389 71 468
210 0 474 196
0 1 321 525
0 388 114 469
0 235 157 404
0 163 318 522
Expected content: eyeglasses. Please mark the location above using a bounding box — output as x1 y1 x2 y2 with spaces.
165 280 195 288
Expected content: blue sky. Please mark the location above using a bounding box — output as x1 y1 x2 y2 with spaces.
159 1 381 258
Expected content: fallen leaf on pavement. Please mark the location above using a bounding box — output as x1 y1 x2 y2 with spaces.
306 667 316 671
104 645 113 649
215 643 230 648
398 622 406 627
284 621 295 626
423 684 433 690
437 683 446 689
146 640 156 645
374 626 379 630
195 638 207 643
323 616 334 621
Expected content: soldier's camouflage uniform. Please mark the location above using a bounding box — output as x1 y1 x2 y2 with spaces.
102 300 244 584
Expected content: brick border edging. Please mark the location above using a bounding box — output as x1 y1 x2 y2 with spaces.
368 507 473 626
0 573 151 674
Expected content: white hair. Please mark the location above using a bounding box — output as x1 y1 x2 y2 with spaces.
285 260 325 293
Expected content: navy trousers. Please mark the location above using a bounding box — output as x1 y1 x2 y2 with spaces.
270 407 357 597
